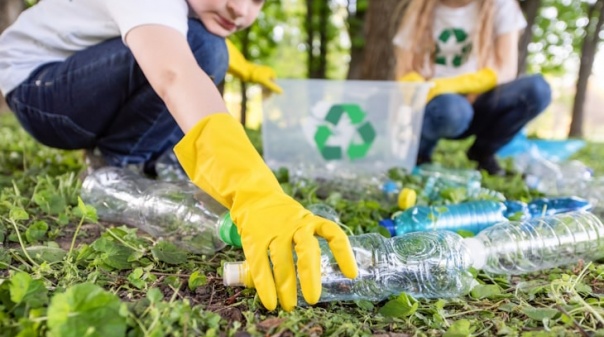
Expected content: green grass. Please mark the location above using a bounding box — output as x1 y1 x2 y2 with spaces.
2 111 604 336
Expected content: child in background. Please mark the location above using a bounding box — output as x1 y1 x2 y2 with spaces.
394 0 552 176
0 0 358 311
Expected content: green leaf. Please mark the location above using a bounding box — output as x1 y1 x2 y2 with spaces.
378 293 418 318
91 237 135 270
32 190 66 215
151 241 187 265
73 197 98 223
443 319 471 337
25 221 48 242
188 271 208 291
522 307 559 321
9 272 48 308
470 284 506 299
23 246 67 264
9 207 29 221
127 268 146 290
147 288 164 304
47 283 127 337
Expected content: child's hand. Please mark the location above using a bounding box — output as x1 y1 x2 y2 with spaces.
226 39 283 94
174 113 357 311
236 194 357 311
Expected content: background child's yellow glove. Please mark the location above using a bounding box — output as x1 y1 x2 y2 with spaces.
399 68 498 102
226 39 283 94
174 114 358 311
426 68 498 101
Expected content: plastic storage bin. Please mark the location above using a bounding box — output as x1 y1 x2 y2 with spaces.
262 79 432 176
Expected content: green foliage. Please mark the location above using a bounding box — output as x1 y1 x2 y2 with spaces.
4 110 604 336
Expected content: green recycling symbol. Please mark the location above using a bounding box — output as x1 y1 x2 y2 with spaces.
313 104 376 160
435 28 472 68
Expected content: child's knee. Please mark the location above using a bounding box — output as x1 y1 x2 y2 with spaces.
522 74 552 113
424 94 473 137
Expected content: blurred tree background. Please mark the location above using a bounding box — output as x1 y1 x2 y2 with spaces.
1 0 603 139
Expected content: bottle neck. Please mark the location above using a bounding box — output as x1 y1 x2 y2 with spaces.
462 237 487 270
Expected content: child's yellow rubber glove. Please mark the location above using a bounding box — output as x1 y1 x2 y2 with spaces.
426 68 497 101
226 39 283 94
398 69 497 102
173 114 358 311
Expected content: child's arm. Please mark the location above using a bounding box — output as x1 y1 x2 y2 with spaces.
125 25 358 311
492 30 521 84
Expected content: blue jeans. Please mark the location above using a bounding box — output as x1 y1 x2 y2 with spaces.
417 74 552 159
5 19 228 167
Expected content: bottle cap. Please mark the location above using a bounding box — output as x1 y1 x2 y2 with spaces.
218 212 242 248
223 261 253 288
463 237 486 269
397 188 417 210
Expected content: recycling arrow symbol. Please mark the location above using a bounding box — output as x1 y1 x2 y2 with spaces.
312 104 376 160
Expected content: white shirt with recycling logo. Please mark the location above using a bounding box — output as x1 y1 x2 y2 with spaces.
393 0 527 79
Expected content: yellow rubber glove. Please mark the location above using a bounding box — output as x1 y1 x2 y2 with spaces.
426 68 498 101
398 72 425 83
173 114 358 311
226 39 283 94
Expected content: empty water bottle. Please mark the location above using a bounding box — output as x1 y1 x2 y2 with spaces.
504 197 592 220
465 211 604 274
223 231 477 303
527 196 592 218
514 149 594 196
80 167 240 254
414 164 504 202
394 200 507 235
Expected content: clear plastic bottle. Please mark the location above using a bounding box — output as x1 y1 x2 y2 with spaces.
514 149 594 196
225 211 604 304
80 167 240 254
414 164 505 202
394 200 508 235
465 211 604 274
223 231 477 303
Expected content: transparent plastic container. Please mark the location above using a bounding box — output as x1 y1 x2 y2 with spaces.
394 200 508 235
224 231 477 303
466 211 604 274
262 80 432 176
80 167 240 254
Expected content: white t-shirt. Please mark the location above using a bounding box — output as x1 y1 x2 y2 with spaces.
0 0 190 96
393 0 527 78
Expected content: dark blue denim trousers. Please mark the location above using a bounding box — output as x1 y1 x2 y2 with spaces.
417 74 552 159
5 19 227 167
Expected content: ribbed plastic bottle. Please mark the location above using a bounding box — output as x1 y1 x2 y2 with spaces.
80 167 241 255
414 164 505 202
466 211 604 274
504 197 592 220
224 211 604 303
514 149 594 196
223 231 477 303
394 200 508 235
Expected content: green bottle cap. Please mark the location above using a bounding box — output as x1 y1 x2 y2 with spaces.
218 212 242 248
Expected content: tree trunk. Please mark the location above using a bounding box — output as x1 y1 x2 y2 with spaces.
0 0 24 113
346 0 367 79
239 29 250 126
359 0 401 80
517 0 541 75
568 0 604 138
306 0 329 78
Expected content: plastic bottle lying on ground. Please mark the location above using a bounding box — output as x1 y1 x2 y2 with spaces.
80 167 241 255
393 200 508 236
224 211 604 303
390 197 592 236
